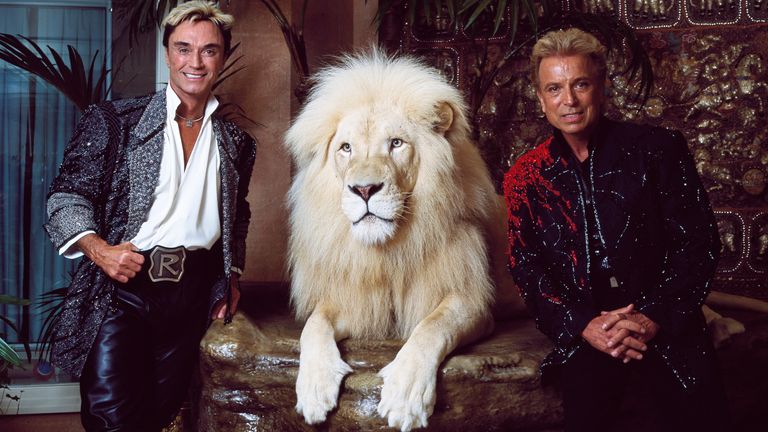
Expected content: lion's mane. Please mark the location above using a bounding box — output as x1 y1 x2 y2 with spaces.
285 50 498 339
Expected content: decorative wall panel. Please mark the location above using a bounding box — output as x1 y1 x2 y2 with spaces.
383 0 768 297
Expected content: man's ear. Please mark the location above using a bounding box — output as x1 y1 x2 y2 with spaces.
433 101 454 134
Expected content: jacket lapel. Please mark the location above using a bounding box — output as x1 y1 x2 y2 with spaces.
124 90 166 242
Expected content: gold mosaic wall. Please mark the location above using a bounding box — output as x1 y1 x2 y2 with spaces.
385 0 768 296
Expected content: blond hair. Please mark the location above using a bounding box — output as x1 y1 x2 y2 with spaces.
530 28 607 87
162 1 234 54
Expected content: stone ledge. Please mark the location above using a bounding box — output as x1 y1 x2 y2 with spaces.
197 292 562 431
197 286 768 431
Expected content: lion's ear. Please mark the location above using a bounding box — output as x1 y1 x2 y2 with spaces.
433 101 454 134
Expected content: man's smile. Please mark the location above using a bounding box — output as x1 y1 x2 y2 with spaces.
182 72 207 79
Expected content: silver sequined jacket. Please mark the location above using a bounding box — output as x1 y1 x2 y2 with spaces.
44 90 256 377
503 118 720 390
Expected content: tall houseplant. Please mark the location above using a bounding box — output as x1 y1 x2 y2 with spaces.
0 34 110 381
0 295 31 388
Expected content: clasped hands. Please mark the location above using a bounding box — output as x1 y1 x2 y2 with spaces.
581 304 660 363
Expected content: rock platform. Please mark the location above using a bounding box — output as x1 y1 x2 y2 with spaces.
197 286 561 431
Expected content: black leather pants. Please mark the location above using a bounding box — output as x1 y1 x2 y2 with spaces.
79 246 219 432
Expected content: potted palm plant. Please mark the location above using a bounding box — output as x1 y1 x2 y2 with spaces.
1 295 31 389
0 35 111 388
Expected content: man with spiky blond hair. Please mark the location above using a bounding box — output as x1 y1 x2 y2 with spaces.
45 2 255 430
504 28 729 431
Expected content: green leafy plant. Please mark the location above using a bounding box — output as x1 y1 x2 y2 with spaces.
213 42 260 126
117 1 652 108
375 2 652 113
258 0 309 81
114 0 184 47
0 33 109 386
377 0 530 37
0 33 111 110
34 288 68 368
1 295 32 387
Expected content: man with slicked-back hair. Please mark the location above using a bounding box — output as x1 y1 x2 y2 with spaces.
45 2 255 430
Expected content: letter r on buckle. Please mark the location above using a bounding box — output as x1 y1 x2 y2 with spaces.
149 246 186 282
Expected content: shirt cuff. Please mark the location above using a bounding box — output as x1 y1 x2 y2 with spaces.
230 266 243 276
58 230 96 259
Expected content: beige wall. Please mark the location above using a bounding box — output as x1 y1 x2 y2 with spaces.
219 1 377 282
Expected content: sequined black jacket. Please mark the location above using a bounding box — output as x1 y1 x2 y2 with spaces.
44 91 256 377
503 118 720 390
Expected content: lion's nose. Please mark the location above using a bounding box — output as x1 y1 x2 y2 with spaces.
350 183 383 202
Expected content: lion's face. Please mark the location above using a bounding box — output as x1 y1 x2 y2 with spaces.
286 52 499 332
331 107 422 246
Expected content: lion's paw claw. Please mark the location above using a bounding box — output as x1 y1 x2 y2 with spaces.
376 359 435 432
295 357 353 424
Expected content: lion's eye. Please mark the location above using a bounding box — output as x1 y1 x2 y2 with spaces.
340 142 352 153
390 138 403 149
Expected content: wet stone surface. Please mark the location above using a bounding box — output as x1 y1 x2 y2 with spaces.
197 288 563 432
197 287 768 432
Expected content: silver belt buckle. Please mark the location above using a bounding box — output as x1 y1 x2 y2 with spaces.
148 246 186 283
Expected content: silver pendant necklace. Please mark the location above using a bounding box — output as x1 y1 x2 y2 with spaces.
175 111 204 128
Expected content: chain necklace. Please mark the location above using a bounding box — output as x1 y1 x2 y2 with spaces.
174 111 204 128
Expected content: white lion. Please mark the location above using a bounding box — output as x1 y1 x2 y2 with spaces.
284 50 504 431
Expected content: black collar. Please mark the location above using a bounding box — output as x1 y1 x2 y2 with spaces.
550 116 612 166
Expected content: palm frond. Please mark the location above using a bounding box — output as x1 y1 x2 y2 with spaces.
493 0 508 35
217 102 261 127
34 288 68 364
0 295 31 367
0 33 110 110
213 60 247 91
115 0 180 48
209 42 257 127
259 0 309 81
213 42 245 91
462 0 493 31
0 296 31 307
376 1 511 36
520 0 539 37
509 0 520 47
382 0 652 105
0 316 21 335
0 338 21 368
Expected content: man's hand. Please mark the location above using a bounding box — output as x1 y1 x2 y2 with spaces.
602 307 660 362
212 275 241 320
582 304 648 362
77 234 143 283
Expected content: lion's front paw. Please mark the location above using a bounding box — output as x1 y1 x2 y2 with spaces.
295 354 353 424
377 356 437 432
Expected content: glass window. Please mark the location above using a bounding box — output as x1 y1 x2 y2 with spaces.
0 0 109 381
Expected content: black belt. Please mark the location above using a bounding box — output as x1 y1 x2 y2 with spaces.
135 242 222 284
